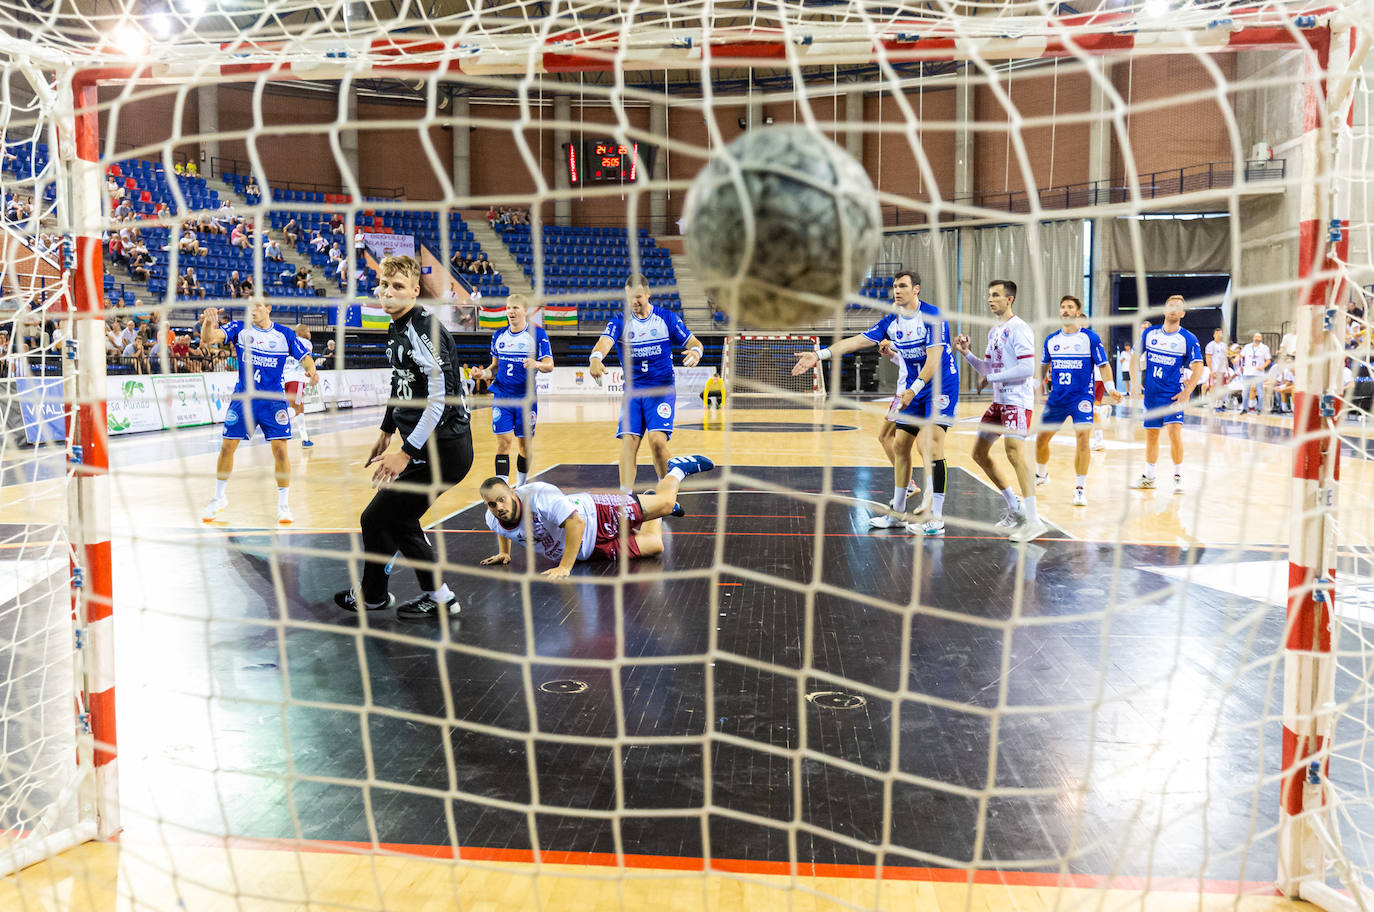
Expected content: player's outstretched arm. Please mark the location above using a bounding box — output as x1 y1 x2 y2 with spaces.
793 334 875 376
480 536 512 566
199 308 226 346
542 513 586 579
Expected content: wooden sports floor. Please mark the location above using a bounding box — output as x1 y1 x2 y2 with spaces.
3 389 1372 912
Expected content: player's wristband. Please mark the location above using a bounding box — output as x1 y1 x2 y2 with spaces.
910 378 926 397
1103 380 1117 395
818 347 832 361
686 346 703 359
589 351 604 362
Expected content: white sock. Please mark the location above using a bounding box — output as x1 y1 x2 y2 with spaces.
1144 463 1156 479
277 487 289 509
296 414 309 442
667 467 686 482
1024 495 1039 522
214 479 228 501
1173 464 1183 479
429 583 454 604
932 493 945 517
1000 487 1019 511
1036 463 1048 478
517 471 527 485
892 487 908 513
1076 474 1087 489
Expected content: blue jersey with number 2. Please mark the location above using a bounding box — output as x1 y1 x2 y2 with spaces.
490 325 552 398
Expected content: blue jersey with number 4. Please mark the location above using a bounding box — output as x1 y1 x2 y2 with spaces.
223 320 310 396
490 325 552 398
603 306 693 387
1140 325 1202 398
1042 328 1107 406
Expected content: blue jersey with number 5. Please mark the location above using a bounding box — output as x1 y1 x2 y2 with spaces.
1041 328 1107 406
1140 325 1203 398
223 320 310 395
490 325 552 398
603 306 692 387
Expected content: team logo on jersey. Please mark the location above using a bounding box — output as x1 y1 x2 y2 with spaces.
939 395 950 410
275 409 289 425
1078 400 1092 414
895 330 903 339
492 407 502 421
1052 343 1060 352
656 402 672 419
225 407 239 424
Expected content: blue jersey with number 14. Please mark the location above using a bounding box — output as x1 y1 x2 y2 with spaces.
1042 328 1107 406
1140 325 1202 398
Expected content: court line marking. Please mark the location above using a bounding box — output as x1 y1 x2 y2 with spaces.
110 833 1280 894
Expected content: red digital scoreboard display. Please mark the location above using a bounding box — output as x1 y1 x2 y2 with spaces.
566 140 657 185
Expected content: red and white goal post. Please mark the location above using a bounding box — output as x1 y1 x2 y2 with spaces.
0 3 1369 903
722 334 824 397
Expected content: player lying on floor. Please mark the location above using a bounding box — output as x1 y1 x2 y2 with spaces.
479 454 715 579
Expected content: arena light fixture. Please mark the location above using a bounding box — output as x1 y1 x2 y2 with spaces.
149 13 173 38
110 23 149 56
1142 0 1170 18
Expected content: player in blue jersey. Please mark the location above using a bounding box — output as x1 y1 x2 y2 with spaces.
793 271 958 535
1131 294 1203 494
1033 295 1122 507
588 274 703 492
197 303 317 524
471 294 553 486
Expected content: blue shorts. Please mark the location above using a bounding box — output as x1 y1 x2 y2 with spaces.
223 396 291 441
1041 395 1096 428
492 402 536 438
891 384 958 431
618 391 675 439
1142 393 1184 429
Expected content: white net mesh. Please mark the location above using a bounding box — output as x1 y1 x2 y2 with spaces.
4 2 1374 911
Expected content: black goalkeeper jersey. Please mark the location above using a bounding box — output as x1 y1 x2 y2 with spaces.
381 305 470 458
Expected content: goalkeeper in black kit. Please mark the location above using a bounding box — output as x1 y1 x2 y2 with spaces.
334 255 474 619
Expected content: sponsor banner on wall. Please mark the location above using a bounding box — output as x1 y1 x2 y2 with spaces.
106 376 164 435
13 376 66 444
204 371 238 424
361 233 415 260
533 366 712 400
151 374 213 428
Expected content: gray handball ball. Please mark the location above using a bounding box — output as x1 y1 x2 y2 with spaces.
683 125 881 329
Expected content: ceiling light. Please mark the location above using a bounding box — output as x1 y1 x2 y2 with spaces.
150 13 173 38
111 24 149 56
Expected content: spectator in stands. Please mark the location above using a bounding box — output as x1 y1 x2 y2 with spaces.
1268 362 1295 414
6 194 29 221
265 236 284 262
173 161 185 176
353 228 366 255
154 200 170 220
187 333 209 372
229 219 249 249
475 253 494 276
114 198 133 221
0 144 16 168
328 242 343 264
227 270 245 299
294 267 311 291
104 319 122 359
310 230 329 254
106 175 123 202
128 244 151 282
170 332 190 373
486 206 497 227
314 338 336 370
283 218 299 246
449 250 465 273
0 330 11 379
178 228 206 256
186 161 198 177
122 327 148 374
214 200 236 234
329 212 343 236
183 267 206 300
335 255 349 284
107 231 126 266
245 176 261 204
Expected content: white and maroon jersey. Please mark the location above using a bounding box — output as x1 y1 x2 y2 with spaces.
984 315 1036 409
283 339 313 384
486 482 598 562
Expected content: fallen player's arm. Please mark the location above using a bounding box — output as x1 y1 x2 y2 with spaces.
481 535 512 566
543 512 586 579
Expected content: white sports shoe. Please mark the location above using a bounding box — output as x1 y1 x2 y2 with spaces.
906 517 945 536
868 513 903 529
277 505 294 524
1130 475 1156 490
1072 487 1087 507
1173 475 1185 495
994 509 1024 530
1035 473 1050 487
1090 434 1105 451
906 481 919 497
1009 517 1049 542
201 497 228 522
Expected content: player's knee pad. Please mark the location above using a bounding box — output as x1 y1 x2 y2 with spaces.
495 453 511 478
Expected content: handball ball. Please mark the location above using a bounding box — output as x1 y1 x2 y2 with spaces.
683 124 881 329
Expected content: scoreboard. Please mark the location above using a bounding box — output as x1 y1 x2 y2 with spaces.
565 139 658 185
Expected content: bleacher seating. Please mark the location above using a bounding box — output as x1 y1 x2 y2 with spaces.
857 274 894 307
495 224 680 325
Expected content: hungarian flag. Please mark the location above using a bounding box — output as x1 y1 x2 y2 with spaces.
543 304 577 327
479 305 506 329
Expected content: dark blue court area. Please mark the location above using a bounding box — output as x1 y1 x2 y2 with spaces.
8 464 1341 882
